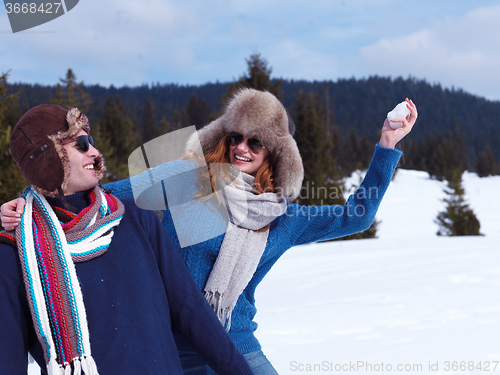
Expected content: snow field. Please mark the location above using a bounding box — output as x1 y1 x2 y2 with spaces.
256 169 500 374
29 169 500 374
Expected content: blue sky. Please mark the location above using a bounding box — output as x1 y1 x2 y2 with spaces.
1 0 500 101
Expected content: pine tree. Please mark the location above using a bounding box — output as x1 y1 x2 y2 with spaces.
0 71 26 203
185 93 211 129
94 96 139 182
169 109 189 133
293 91 343 206
321 84 344 174
421 128 468 181
159 116 170 134
404 139 428 172
140 99 158 143
226 53 282 100
475 144 496 177
358 134 375 170
51 69 91 112
339 128 362 174
293 91 378 239
436 169 481 236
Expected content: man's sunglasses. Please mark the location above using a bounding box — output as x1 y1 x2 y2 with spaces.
63 135 95 152
228 132 265 154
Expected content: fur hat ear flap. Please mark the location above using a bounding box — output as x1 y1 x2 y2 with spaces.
272 136 304 200
94 153 106 181
287 111 296 136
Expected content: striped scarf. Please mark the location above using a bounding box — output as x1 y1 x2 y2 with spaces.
15 186 124 375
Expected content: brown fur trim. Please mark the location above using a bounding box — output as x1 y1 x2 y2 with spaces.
94 153 106 181
66 107 90 135
48 107 89 144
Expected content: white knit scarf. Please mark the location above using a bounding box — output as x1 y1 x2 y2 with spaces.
203 167 287 330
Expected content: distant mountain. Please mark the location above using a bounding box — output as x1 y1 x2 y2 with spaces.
8 76 500 163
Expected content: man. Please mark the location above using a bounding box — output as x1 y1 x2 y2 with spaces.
0 104 254 375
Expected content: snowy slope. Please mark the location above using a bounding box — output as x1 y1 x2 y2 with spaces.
256 169 500 374
28 169 499 374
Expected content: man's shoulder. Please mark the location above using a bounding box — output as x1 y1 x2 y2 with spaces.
118 197 153 214
110 196 169 251
0 234 22 274
118 197 140 209
113 196 161 225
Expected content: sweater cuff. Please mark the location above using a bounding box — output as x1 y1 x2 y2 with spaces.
373 143 402 170
375 142 403 155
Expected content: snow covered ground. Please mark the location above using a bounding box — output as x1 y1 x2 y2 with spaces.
256 169 500 374
28 169 499 374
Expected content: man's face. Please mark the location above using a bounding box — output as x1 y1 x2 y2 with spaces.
62 129 99 195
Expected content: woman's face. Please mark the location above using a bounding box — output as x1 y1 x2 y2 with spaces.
229 136 269 176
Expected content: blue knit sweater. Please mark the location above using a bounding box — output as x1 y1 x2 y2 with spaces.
105 144 402 354
0 193 253 375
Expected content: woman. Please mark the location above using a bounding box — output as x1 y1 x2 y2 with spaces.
2 88 418 374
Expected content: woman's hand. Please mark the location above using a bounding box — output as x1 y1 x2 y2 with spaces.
1 198 26 231
379 98 418 149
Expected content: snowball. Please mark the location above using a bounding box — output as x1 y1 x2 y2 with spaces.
387 101 410 129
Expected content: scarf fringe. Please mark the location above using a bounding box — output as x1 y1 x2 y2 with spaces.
204 291 233 332
47 356 99 375
73 359 82 375
82 355 99 375
48 359 62 375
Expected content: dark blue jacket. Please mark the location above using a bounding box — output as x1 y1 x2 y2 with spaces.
0 193 253 375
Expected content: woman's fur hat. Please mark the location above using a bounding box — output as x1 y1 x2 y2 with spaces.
186 88 304 201
10 104 106 197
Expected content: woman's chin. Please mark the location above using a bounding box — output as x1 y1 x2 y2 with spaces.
231 163 255 175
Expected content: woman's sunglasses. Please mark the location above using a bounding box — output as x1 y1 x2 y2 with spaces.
63 135 95 152
228 132 265 154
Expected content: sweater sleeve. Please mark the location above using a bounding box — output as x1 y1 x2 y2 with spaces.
283 144 402 247
145 210 253 375
0 243 38 375
103 159 199 211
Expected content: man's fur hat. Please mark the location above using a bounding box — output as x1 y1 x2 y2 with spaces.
186 88 304 201
10 104 105 197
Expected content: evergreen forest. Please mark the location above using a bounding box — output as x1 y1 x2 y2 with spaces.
1 55 499 239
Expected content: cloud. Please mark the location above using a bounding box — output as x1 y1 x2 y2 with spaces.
359 5 500 100
0 0 202 85
2 0 500 101
269 40 339 81
321 26 366 41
